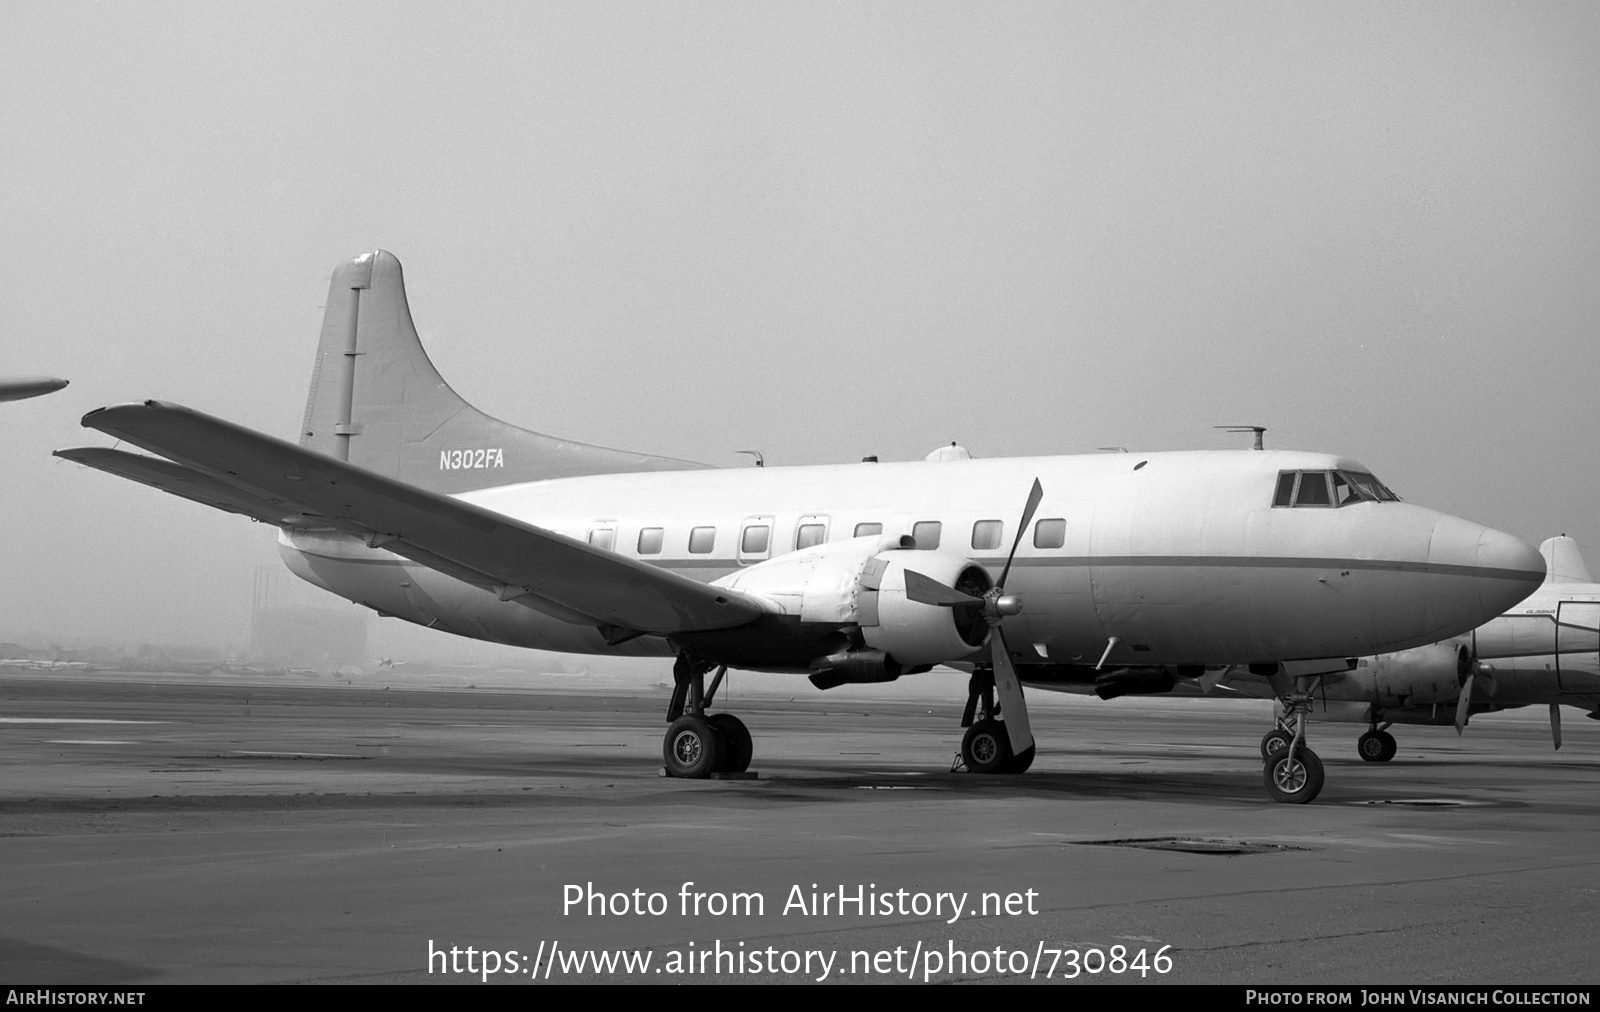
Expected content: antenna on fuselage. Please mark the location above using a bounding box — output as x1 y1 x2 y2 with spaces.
1216 425 1266 451
736 450 765 467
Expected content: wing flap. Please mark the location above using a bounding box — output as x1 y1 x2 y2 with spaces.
73 401 765 635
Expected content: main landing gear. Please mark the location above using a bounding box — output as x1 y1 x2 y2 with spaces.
957 667 1035 774
662 655 754 779
1263 676 1325 804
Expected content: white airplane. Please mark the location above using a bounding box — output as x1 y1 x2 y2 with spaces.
0 377 67 402
1172 536 1597 760
54 251 1546 804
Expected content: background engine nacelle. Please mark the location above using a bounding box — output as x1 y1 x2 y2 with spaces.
1371 641 1466 708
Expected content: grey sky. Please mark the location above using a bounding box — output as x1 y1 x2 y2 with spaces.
3 3 1597 650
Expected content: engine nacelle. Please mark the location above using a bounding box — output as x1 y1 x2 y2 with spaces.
712 535 992 669
1371 641 1465 708
860 551 992 666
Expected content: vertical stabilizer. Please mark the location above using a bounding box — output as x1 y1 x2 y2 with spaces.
1538 536 1592 584
301 251 705 494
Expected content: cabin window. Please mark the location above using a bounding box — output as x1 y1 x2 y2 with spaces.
741 525 770 554
637 528 663 554
853 522 883 538
1033 518 1066 549
971 520 1002 551
912 521 942 550
796 523 826 550
587 528 615 551
688 526 717 554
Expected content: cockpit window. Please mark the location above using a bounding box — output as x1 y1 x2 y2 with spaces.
1331 471 1358 506
1273 472 1296 508
1273 469 1401 508
1296 471 1331 506
1341 471 1400 502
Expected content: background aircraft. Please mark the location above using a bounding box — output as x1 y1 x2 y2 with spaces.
0 377 67 402
55 251 1545 804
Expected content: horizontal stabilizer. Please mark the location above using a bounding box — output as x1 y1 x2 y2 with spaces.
55 447 298 524
73 401 766 637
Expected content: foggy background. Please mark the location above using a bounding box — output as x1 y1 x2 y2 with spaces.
2 3 1597 666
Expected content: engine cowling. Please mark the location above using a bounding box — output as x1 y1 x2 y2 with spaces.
1370 641 1466 707
711 536 992 670
860 550 992 666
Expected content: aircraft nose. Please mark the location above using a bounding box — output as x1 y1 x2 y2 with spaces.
1429 517 1545 620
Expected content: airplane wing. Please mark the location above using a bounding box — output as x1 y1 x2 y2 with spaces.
60 401 766 637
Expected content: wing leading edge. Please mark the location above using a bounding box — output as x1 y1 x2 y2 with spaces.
59 401 766 637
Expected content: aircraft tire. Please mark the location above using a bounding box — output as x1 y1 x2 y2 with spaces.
663 715 723 779
1263 744 1324 804
962 718 1014 775
1260 728 1293 761
1008 744 1036 774
708 713 752 773
1357 730 1397 763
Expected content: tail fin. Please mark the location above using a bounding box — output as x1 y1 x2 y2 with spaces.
300 250 704 494
1538 536 1592 584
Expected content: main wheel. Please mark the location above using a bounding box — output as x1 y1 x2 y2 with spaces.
708 713 752 773
1260 727 1293 760
1263 744 1325 804
663 715 723 779
1357 730 1397 763
1009 744 1036 774
962 718 1014 775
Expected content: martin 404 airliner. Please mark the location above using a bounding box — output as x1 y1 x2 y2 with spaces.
56 251 1545 803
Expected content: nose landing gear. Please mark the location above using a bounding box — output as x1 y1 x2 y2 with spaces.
1263 675 1325 804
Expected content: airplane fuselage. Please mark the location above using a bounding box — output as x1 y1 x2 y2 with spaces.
280 447 1543 674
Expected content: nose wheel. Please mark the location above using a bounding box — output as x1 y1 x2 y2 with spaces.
1259 726 1294 760
1263 743 1325 803
1262 674 1326 803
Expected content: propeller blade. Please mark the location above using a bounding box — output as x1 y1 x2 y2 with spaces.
990 627 1035 755
902 568 983 608
1454 673 1474 735
1551 703 1563 751
997 478 1044 592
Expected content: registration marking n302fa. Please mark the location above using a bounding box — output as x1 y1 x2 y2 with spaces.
440 448 504 470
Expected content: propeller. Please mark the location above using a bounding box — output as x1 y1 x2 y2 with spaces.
1454 644 1497 735
903 479 1044 757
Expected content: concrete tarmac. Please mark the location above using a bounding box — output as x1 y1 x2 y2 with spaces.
0 670 1596 985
